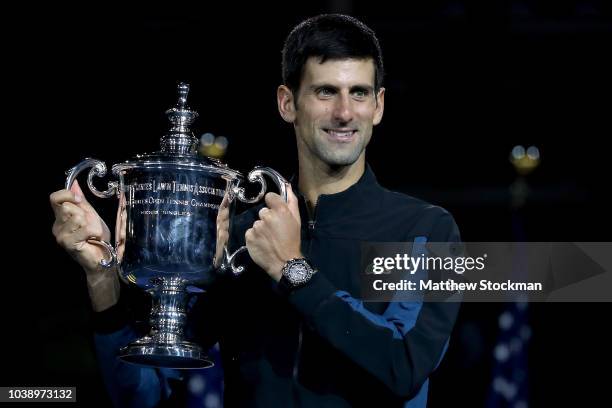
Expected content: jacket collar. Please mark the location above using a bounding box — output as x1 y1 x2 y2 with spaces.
292 164 383 226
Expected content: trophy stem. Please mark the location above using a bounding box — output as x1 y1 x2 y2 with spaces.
149 277 189 344
118 277 213 369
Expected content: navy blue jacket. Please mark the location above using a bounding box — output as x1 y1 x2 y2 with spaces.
93 165 461 407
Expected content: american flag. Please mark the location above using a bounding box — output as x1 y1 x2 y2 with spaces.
486 210 532 408
185 343 224 408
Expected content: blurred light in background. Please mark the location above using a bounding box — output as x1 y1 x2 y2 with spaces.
199 132 229 159
510 145 540 176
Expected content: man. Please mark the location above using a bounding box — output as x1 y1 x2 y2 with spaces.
50 14 460 407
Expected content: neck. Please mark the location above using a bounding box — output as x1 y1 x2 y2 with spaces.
297 154 365 212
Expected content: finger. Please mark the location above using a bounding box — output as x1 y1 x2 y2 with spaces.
50 189 82 216
245 228 254 243
118 215 127 244
258 207 270 220
220 192 230 209
59 218 105 243
58 202 85 223
286 184 301 224
216 218 229 234
70 180 96 212
264 192 284 209
63 210 87 233
216 206 229 222
54 221 86 248
217 217 229 231
217 229 229 243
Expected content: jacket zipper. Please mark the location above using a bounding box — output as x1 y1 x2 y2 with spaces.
293 196 320 382
306 196 319 233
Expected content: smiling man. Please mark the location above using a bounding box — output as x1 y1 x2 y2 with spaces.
50 14 461 408
284 57 382 165
240 16 461 407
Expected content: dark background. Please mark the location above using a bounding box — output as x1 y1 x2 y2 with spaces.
6 1 611 406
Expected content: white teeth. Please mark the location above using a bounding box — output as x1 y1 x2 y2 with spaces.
327 130 354 137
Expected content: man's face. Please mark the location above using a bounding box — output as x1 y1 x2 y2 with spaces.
290 57 384 168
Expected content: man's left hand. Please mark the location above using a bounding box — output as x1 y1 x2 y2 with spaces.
245 184 302 281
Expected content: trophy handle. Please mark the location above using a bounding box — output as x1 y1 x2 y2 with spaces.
232 167 288 204
223 167 288 276
65 158 119 268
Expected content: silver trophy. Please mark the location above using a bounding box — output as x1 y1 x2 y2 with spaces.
64 83 287 368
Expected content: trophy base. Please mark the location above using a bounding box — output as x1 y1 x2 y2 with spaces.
119 338 213 369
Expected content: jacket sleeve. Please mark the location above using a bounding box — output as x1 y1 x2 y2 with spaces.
91 283 224 407
91 300 173 408
285 210 461 400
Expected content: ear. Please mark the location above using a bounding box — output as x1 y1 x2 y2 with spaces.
373 87 385 126
277 85 297 123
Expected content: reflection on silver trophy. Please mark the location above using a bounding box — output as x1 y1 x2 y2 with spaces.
64 83 287 368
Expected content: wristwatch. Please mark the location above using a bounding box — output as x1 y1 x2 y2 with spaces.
279 258 316 291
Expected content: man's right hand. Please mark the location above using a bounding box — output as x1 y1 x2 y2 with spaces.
50 180 120 311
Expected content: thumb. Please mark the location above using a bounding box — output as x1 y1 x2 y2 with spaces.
70 180 95 211
286 184 300 224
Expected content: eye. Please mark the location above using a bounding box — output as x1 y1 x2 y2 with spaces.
316 87 335 98
352 89 369 100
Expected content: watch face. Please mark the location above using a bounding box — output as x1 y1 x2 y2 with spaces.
287 261 310 284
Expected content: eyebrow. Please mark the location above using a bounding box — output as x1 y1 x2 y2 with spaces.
309 83 375 93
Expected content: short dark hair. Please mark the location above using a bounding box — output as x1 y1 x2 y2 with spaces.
281 14 384 98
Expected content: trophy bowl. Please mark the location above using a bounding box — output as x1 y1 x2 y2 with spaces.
64 83 287 369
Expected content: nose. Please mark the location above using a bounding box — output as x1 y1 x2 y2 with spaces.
332 93 353 124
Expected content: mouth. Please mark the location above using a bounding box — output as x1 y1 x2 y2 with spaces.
322 128 357 142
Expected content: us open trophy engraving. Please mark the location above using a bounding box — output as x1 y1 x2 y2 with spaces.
64 83 287 368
